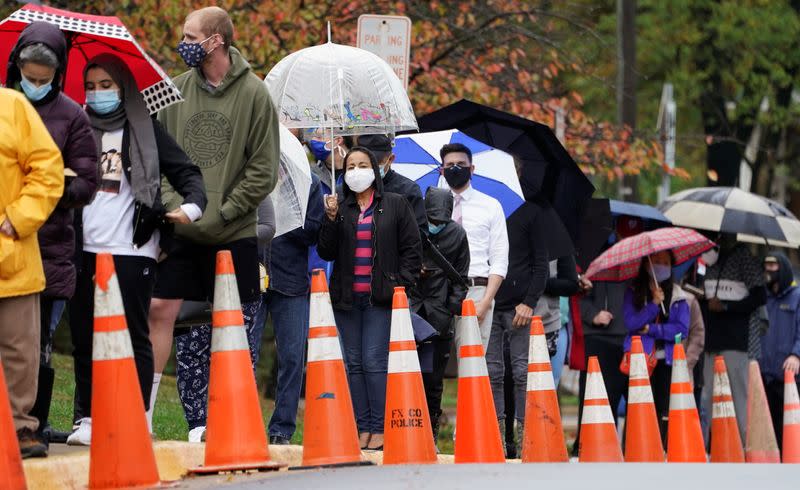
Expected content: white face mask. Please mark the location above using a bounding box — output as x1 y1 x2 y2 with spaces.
344 167 375 193
702 249 719 267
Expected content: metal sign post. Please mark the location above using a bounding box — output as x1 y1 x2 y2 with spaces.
657 83 676 204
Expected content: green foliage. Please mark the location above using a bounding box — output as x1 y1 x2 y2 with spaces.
564 0 800 202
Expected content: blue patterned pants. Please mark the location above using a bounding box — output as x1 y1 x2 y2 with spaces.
175 298 263 429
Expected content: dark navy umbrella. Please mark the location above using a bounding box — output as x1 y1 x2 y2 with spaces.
610 200 671 224
417 99 595 244
410 312 438 373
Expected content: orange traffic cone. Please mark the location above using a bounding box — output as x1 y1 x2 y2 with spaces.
624 336 663 462
0 354 26 490
297 269 366 469
784 370 800 463
745 361 780 463
578 356 623 462
383 287 437 464
666 341 705 462
190 251 284 474
89 253 161 488
454 299 505 463
520 316 567 462
709 355 744 463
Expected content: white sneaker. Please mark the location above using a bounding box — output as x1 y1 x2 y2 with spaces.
66 417 92 446
188 426 206 443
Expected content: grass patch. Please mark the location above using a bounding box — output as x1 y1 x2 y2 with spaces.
49 353 303 442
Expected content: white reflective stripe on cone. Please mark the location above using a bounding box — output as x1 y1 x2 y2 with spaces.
785 409 800 425
94 274 125 317
458 356 489 378
528 335 550 364
212 274 242 312
389 309 414 342
629 353 650 380
388 349 421 374
584 373 610 400
93 329 134 361
307 337 343 362
581 404 614 425
712 400 736 419
669 393 697 410
211 325 249 353
456 316 483 348
670 360 691 383
310 292 336 328
526 370 555 392
713 373 734 396
628 385 655 404
785 382 800 404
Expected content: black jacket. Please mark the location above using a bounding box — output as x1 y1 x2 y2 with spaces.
545 255 579 297
580 280 630 337
409 188 470 336
127 119 207 248
318 161 422 309
382 168 428 240
495 200 550 311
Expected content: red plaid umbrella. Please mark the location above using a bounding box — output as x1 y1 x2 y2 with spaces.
585 227 715 282
0 4 181 114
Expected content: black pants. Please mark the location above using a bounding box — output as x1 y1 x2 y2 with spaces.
422 336 451 421
574 335 628 455
69 252 157 420
764 376 800 452
651 360 672 445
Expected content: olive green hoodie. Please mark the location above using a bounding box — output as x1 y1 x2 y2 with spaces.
159 47 278 245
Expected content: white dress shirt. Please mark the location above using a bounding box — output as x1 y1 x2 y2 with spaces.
451 185 509 278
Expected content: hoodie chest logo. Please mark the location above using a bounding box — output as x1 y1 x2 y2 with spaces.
183 111 232 168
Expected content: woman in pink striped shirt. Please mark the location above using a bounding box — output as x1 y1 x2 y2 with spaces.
318 146 422 450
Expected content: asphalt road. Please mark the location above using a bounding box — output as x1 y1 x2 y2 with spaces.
180 463 800 489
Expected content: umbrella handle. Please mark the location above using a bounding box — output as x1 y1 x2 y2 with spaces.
647 256 668 316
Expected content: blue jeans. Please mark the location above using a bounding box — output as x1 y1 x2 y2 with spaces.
176 298 262 429
41 298 66 366
551 323 569 386
334 294 391 434
254 291 309 440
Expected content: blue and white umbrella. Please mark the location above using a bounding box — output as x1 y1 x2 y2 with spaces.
392 129 524 218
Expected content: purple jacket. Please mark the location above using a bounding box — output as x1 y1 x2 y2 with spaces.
7 22 99 298
622 284 690 365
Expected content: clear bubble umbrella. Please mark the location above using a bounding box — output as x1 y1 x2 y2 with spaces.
264 25 417 184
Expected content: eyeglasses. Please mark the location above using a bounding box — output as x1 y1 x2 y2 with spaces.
441 161 470 169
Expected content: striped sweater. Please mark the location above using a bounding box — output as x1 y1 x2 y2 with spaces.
353 193 375 293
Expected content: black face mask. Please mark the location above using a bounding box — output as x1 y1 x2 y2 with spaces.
443 165 471 189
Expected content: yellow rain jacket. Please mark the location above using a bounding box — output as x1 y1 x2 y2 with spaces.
0 88 64 298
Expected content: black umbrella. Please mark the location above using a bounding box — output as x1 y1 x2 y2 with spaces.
417 99 595 243
575 198 613 271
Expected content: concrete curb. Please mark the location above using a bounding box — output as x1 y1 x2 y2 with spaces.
23 442 459 489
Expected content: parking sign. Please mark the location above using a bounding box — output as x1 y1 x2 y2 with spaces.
357 14 412 88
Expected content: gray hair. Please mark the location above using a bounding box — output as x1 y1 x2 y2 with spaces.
17 43 59 70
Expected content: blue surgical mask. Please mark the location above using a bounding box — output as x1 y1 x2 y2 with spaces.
308 140 331 162
652 264 672 283
86 89 121 115
177 36 214 68
428 222 446 235
20 76 52 102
